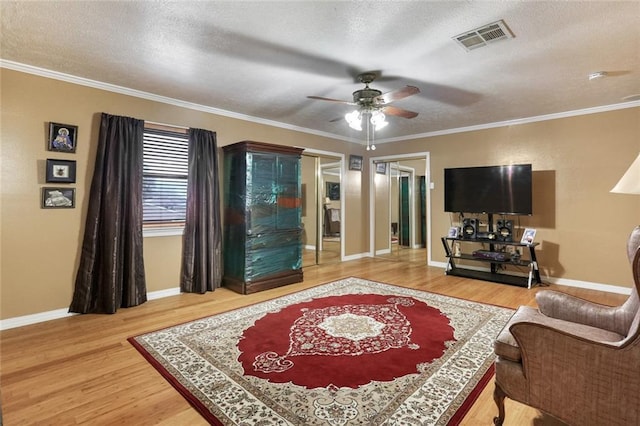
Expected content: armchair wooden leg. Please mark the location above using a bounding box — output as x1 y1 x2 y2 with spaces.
493 383 506 425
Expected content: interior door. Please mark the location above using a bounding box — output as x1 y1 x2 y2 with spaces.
300 153 342 267
372 156 428 263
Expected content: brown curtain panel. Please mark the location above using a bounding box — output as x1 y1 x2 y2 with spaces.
180 128 222 293
69 113 147 314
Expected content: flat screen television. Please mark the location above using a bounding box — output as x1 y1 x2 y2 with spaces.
444 164 532 215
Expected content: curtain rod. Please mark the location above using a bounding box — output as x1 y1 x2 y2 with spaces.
145 120 189 133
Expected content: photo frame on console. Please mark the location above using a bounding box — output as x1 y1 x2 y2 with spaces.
521 228 537 244
447 226 459 238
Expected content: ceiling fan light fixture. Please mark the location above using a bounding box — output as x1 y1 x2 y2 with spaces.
345 110 362 131
370 110 388 131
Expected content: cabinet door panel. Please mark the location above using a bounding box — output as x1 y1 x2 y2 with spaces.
276 155 301 230
246 230 302 279
248 153 277 233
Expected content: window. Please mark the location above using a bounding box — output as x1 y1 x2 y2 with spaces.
142 126 189 226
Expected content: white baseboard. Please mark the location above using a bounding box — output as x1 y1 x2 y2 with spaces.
147 287 181 300
428 262 632 295
0 308 79 331
546 277 632 295
0 286 181 331
342 252 370 262
2 266 633 330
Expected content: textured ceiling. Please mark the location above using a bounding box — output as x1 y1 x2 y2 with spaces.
1 1 639 144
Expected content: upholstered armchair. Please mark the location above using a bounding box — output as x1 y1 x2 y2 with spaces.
493 226 640 425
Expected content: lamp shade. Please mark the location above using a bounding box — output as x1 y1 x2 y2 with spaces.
611 153 640 195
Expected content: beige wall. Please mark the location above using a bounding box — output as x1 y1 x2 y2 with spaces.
371 110 640 288
0 69 363 319
1 68 638 320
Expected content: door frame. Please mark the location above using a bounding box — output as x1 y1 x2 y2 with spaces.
300 148 345 263
368 152 432 263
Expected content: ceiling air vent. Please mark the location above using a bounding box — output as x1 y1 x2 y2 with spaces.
453 20 514 51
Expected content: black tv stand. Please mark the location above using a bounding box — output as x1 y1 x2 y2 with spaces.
441 236 542 289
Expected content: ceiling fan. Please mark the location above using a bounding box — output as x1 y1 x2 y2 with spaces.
307 72 421 128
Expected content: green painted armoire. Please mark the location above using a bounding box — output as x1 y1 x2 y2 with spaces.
222 141 304 294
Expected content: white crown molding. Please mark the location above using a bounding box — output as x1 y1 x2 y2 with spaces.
0 59 358 144
3 59 638 146
381 100 640 144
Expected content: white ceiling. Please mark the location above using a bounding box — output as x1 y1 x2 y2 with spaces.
1 1 639 144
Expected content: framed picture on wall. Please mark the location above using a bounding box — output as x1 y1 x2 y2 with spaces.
326 182 340 200
42 187 75 208
48 122 78 153
376 162 387 174
349 155 363 171
46 159 76 183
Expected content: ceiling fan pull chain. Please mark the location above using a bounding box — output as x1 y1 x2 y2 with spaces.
371 120 376 151
366 115 371 151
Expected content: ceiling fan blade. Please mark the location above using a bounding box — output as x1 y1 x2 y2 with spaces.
375 86 420 104
307 95 356 105
381 105 419 119
329 116 344 123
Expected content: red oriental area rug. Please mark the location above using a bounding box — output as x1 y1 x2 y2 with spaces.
129 277 513 425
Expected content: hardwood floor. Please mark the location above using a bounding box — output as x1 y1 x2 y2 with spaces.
0 258 627 425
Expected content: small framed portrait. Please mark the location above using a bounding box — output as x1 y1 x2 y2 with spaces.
48 122 77 153
46 159 76 183
447 226 459 238
521 228 537 244
42 187 75 209
376 162 387 174
349 155 363 171
326 182 340 200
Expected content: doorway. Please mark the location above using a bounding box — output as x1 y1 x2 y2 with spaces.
300 150 344 267
370 154 430 263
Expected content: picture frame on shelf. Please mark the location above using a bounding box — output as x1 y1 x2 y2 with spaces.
348 155 363 171
447 226 459 238
376 162 387 174
48 122 77 153
42 187 75 209
521 228 537 244
46 159 76 183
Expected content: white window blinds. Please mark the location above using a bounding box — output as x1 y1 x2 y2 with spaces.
142 128 189 224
